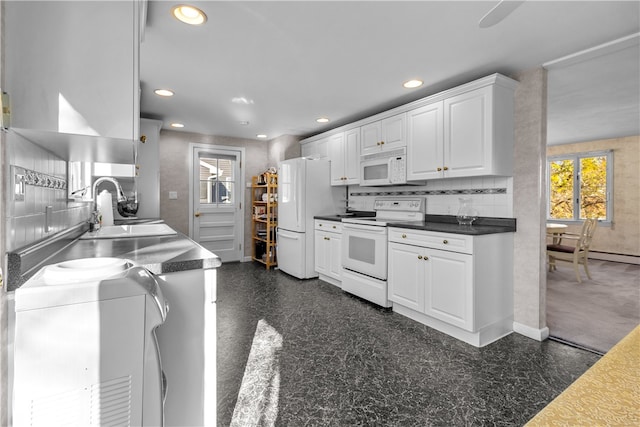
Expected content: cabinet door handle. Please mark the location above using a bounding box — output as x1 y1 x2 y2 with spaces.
332 225 336 229
324 237 330 240
443 166 449 171
443 239 448 244
401 234 407 238
437 167 442 171
424 256 429 261
418 255 423 260
319 224 322 227
194 212 201 217
380 141 385 145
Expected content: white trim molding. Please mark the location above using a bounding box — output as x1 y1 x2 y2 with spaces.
513 322 550 342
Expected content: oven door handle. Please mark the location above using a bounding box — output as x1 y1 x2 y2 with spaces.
342 223 387 233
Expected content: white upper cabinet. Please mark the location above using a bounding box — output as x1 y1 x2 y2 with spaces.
136 118 162 219
407 81 515 180
407 102 444 181
300 74 517 182
360 113 406 155
5 1 141 142
301 137 328 159
328 129 360 186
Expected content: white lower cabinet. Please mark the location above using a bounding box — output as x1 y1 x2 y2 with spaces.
314 220 343 287
388 227 513 347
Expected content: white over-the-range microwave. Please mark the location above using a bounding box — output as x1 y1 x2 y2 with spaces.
359 146 419 186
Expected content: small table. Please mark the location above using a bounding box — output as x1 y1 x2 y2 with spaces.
546 223 568 244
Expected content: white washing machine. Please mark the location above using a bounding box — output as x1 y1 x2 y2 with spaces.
12 257 168 427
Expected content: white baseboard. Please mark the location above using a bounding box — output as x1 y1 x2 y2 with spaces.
513 322 549 342
589 251 640 265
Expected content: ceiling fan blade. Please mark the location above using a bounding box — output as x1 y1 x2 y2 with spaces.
479 0 525 28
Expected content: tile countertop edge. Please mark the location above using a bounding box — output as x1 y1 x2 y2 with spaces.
389 222 516 235
6 226 221 291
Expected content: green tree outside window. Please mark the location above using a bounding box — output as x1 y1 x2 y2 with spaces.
548 152 611 222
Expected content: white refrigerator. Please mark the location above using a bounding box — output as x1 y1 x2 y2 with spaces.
277 158 342 279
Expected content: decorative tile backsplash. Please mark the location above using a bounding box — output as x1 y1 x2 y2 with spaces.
350 187 507 196
347 176 513 218
21 168 67 190
5 131 91 252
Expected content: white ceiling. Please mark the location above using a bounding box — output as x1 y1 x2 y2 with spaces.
139 1 640 144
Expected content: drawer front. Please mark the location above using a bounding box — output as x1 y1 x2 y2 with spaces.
314 220 342 233
388 228 472 254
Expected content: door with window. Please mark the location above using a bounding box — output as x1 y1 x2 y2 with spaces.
191 145 244 262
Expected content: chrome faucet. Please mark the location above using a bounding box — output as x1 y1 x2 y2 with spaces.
92 177 127 208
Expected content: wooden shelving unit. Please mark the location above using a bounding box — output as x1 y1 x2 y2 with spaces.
251 173 278 269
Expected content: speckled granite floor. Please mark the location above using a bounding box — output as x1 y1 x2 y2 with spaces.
217 262 601 427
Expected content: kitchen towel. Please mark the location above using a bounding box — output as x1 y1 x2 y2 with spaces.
97 189 114 226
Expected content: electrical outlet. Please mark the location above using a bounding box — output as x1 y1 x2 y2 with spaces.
169 191 178 200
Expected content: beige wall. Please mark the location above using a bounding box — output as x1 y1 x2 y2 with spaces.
547 135 640 257
158 130 300 258
268 134 301 165
512 67 549 337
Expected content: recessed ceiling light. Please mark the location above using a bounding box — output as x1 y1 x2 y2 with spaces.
232 97 255 105
172 5 207 25
316 117 330 123
403 79 424 89
256 134 268 139
154 89 174 97
170 122 185 128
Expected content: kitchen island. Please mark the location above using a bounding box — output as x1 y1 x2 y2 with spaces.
6 222 220 427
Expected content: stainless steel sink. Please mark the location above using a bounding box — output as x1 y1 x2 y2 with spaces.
80 224 177 239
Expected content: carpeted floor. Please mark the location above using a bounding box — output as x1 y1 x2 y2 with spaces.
546 259 640 354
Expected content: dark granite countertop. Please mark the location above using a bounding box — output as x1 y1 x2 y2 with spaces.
6 222 221 291
313 213 516 235
391 215 516 235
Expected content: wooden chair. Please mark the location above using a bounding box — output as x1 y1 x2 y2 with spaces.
547 218 598 283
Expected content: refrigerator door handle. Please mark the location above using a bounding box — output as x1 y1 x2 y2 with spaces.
278 229 300 240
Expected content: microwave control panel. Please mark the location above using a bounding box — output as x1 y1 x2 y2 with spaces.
389 156 406 184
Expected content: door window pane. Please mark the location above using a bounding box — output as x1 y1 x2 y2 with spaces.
199 155 235 206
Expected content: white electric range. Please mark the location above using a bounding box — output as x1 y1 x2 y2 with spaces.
341 198 425 307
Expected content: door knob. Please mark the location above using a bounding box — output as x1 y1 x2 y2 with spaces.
195 212 201 217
